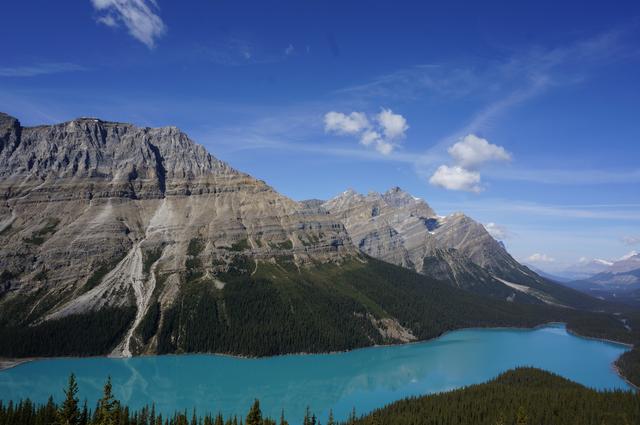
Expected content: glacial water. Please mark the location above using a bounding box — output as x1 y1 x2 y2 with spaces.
0 324 631 423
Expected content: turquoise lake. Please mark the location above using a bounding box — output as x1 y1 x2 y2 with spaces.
0 324 632 423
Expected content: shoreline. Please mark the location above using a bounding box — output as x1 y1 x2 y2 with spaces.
1 322 560 371
1 321 633 375
565 328 634 348
612 362 640 391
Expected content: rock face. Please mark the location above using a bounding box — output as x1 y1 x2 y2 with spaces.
0 113 352 355
321 187 592 306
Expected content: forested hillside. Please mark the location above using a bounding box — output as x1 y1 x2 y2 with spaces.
349 368 640 425
1 255 634 359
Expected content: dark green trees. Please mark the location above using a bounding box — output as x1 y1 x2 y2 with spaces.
246 400 262 425
56 374 80 425
94 377 119 425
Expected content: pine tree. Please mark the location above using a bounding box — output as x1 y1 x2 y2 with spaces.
80 400 89 425
326 410 335 425
214 413 224 425
279 409 288 425
56 373 80 425
45 396 58 425
303 407 312 425
246 400 262 425
150 404 156 425
516 406 528 425
348 407 357 424
95 376 119 425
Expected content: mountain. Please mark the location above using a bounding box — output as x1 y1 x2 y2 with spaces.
559 259 615 281
0 113 614 359
609 251 640 273
320 187 597 308
559 253 640 307
0 112 358 356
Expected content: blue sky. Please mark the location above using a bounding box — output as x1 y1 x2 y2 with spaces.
1 0 639 271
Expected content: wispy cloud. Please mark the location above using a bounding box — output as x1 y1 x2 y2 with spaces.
333 64 482 101
337 29 629 105
622 236 640 246
527 253 556 263
0 63 86 77
91 0 166 49
436 199 640 221
195 37 299 66
484 222 511 240
335 28 634 176
484 167 640 185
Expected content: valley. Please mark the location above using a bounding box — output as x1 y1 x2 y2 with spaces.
0 113 639 424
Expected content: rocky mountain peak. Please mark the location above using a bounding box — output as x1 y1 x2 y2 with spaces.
0 113 244 201
323 188 366 211
382 186 434 213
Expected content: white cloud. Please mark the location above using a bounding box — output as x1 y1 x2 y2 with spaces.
91 0 166 49
324 111 370 135
622 236 640 246
375 141 394 155
429 165 482 193
97 14 118 27
360 130 380 146
429 134 510 192
324 109 408 155
527 253 556 263
448 134 511 168
485 222 509 240
376 108 408 140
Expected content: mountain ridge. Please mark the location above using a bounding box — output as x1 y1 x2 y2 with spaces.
318 186 597 308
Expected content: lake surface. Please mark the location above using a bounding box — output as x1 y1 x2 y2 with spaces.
0 324 631 423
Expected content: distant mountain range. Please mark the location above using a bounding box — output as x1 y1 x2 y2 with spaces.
0 113 615 359
544 252 640 307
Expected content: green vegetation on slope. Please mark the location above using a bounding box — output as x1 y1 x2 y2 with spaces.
350 367 640 425
617 348 640 389
0 307 135 357
0 253 636 364
614 310 640 388
157 254 636 357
